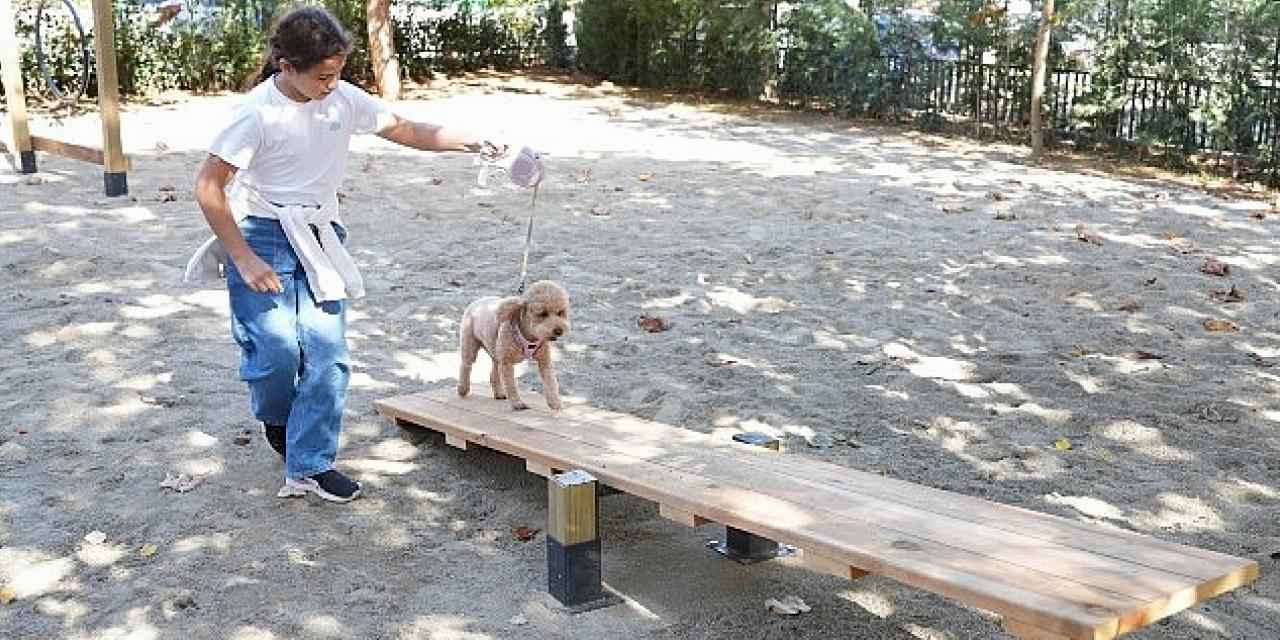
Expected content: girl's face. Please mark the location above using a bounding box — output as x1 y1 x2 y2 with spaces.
278 55 346 102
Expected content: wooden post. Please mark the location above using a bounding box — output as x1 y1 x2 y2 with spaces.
0 0 36 173
91 0 128 196
366 0 402 100
546 470 605 608
1029 0 1056 158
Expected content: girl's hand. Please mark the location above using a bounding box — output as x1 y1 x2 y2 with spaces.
469 139 507 162
234 253 283 294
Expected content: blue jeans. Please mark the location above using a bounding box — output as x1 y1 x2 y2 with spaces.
226 216 350 480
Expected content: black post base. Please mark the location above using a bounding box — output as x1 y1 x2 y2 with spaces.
708 526 797 564
547 536 615 609
19 150 36 174
104 171 128 197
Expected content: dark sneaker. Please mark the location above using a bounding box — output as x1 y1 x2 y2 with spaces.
277 470 362 503
263 424 286 458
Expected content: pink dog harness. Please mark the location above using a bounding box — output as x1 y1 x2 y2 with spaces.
512 321 544 360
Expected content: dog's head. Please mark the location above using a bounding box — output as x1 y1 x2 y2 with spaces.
499 280 571 342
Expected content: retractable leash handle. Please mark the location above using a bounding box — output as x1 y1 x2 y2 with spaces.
475 145 546 295
476 145 544 189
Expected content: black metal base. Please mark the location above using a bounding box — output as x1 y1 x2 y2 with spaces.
547 536 604 607
19 150 37 174
707 527 797 564
733 431 780 450
104 171 128 197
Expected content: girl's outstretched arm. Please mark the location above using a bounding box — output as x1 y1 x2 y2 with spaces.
376 115 500 155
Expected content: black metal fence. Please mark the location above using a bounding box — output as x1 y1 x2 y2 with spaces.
782 51 1280 164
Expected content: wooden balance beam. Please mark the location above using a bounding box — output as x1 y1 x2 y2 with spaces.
376 390 1259 639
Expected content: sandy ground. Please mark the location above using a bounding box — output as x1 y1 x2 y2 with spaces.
1 72 1278 640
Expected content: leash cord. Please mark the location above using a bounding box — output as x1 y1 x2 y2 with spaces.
515 184 539 295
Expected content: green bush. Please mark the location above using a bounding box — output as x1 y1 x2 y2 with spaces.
574 0 776 98
776 0 883 114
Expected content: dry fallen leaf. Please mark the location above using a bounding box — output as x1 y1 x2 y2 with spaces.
139 543 158 558
1116 301 1142 312
1053 438 1073 451
1210 285 1246 303
1200 259 1231 276
1122 351 1163 361
160 472 201 493
638 314 669 333
1203 319 1239 332
766 595 812 616
513 526 540 542
1075 224 1103 245
0 585 15 605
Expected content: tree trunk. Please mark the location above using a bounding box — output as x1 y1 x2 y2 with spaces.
1029 0 1055 158
759 0 777 101
367 0 402 99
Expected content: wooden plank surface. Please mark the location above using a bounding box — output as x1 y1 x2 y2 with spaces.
0 0 33 155
376 391 1259 639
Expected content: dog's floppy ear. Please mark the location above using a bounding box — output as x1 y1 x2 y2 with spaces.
496 297 523 323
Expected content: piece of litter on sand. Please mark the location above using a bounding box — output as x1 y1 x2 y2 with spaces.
1200 259 1231 277
1053 438 1073 451
160 472 201 493
766 595 811 616
638 314 669 333
1203 319 1238 333
513 526 540 542
84 530 107 545
1210 284 1246 303
509 615 529 626
805 434 835 449
139 544 159 558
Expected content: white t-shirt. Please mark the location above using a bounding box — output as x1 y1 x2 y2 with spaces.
209 78 396 210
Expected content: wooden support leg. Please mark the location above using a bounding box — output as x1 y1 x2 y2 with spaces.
0 0 35 173
547 470 612 609
90 0 128 196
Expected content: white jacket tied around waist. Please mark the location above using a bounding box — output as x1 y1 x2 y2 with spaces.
184 187 365 303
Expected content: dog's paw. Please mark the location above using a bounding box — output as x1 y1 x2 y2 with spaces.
546 397 562 411
457 382 470 397
510 400 530 411
493 391 507 400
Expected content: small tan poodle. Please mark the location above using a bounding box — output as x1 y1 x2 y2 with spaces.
457 280 571 411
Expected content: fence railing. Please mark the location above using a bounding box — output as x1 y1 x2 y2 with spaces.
778 49 1280 160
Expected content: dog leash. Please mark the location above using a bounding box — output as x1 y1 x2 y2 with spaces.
477 145 544 295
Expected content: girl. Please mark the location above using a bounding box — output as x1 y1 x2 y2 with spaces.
192 7 501 503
